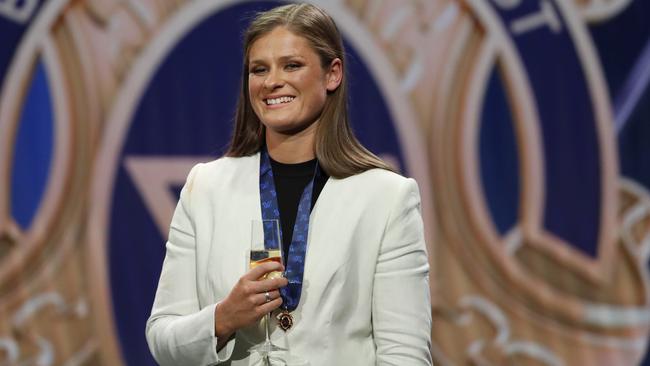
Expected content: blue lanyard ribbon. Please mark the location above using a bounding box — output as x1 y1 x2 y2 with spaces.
259 148 318 312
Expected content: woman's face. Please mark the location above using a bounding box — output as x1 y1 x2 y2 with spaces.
247 26 341 136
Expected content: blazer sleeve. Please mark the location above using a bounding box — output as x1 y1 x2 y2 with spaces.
145 163 236 365
373 178 433 365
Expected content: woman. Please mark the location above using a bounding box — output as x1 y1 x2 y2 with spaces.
146 3 432 365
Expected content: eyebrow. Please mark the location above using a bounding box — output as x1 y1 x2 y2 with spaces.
249 54 306 65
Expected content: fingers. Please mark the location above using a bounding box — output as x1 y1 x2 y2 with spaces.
244 261 285 281
219 272 286 333
256 296 283 316
250 276 288 293
257 289 281 305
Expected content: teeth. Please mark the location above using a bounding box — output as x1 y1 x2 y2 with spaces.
266 96 295 105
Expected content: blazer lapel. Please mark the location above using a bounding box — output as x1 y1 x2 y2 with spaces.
300 177 355 305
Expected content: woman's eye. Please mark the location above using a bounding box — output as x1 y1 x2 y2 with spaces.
286 63 301 70
250 67 266 74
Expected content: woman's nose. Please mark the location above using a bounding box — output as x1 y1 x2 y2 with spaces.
264 69 284 89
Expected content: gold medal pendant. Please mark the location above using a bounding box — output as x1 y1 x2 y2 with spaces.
276 310 293 331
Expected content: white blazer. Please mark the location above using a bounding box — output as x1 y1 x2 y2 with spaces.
146 153 432 366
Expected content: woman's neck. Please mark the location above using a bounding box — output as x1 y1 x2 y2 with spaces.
265 126 316 164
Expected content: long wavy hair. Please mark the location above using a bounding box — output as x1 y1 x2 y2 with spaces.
225 3 393 179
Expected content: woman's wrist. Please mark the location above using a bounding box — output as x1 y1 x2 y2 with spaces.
214 302 235 339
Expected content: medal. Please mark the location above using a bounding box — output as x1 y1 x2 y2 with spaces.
276 309 294 331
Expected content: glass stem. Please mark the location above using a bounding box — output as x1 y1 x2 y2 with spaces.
265 313 270 343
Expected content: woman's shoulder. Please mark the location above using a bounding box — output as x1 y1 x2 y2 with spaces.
328 168 420 215
202 154 256 171
334 168 419 202
184 154 258 191
345 167 413 188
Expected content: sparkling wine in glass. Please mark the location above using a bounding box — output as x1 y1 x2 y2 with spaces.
250 249 283 278
249 219 287 365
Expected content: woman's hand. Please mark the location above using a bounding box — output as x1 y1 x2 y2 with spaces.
214 261 288 342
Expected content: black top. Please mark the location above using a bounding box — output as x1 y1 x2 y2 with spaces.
269 156 329 261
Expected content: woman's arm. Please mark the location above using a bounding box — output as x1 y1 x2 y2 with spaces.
145 164 234 365
145 163 287 365
373 178 433 365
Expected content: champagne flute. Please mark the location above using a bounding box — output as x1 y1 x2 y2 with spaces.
249 219 287 364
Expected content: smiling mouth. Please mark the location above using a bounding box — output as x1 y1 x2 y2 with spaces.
265 96 295 106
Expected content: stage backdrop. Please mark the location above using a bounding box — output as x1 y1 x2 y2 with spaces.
1 0 650 365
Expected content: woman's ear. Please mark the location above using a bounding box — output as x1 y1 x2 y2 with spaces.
325 58 343 92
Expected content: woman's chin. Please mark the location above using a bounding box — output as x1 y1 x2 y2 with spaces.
263 120 319 137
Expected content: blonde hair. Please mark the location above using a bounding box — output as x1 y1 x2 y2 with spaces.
226 3 393 178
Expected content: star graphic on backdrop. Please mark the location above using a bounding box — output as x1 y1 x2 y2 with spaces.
123 156 211 237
